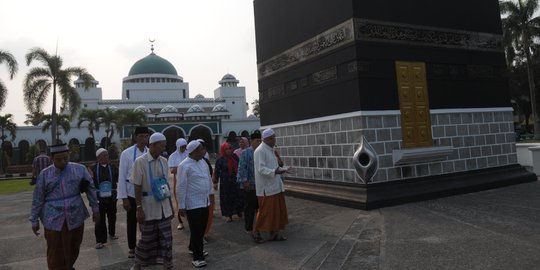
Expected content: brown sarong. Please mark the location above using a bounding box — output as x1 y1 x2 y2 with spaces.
255 192 288 232
44 222 84 270
204 203 214 236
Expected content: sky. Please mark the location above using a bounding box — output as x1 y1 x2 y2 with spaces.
0 0 259 125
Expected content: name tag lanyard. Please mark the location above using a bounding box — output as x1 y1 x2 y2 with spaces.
96 164 113 183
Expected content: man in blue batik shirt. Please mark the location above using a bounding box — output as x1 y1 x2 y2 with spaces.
238 132 262 239
30 143 100 270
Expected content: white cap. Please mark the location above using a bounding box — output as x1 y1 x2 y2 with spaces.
186 140 201 154
149 132 166 144
176 138 187 148
95 148 108 157
262 128 275 139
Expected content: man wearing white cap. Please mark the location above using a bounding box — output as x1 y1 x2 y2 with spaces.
29 143 100 269
90 148 119 249
167 138 188 230
118 126 149 258
254 128 293 242
177 140 215 268
130 132 174 270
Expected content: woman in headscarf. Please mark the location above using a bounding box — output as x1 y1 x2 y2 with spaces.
233 137 249 159
214 142 243 222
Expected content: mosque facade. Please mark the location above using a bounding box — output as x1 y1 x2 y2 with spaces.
6 49 260 164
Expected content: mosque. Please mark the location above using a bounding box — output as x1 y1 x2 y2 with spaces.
5 47 260 164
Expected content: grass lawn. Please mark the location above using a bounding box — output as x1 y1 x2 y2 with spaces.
0 179 34 195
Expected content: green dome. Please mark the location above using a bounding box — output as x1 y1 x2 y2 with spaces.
128 53 178 76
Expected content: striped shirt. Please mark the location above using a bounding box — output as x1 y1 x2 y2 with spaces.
176 157 214 210
32 154 52 177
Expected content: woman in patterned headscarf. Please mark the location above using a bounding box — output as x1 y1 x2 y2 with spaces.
214 142 243 222
234 137 249 159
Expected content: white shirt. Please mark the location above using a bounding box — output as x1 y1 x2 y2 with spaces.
168 149 188 173
117 144 148 199
254 142 285 197
176 157 214 210
131 152 173 221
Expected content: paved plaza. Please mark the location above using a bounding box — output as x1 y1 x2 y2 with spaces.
1 179 540 269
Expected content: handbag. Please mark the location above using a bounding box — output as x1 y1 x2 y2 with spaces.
148 159 171 201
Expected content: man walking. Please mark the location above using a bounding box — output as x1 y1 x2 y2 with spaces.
130 133 174 270
254 128 292 242
30 149 51 185
118 126 149 258
29 143 100 269
238 132 262 239
168 138 188 230
90 148 119 249
177 140 214 268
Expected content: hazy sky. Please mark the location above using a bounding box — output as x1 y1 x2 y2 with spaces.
0 0 258 125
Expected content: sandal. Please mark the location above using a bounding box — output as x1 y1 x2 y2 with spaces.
252 233 266 244
128 249 135 258
271 234 287 241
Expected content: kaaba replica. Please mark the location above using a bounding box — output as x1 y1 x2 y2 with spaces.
253 0 536 209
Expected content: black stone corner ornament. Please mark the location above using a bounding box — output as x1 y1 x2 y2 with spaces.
352 136 379 183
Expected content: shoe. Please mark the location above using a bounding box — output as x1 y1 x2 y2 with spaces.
188 250 209 257
177 223 184 230
109 235 118 240
191 260 207 268
95 243 104 249
225 217 233 223
128 249 135 258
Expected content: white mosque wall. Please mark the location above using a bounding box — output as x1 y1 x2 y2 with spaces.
214 86 248 119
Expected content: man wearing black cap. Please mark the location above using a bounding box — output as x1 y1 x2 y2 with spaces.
29 143 100 269
118 126 149 258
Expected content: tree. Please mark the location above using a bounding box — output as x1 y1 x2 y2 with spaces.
77 109 101 140
99 108 117 149
251 99 260 118
40 114 72 139
114 109 147 137
24 111 45 126
500 0 540 138
0 50 18 110
23 47 92 144
0 114 16 173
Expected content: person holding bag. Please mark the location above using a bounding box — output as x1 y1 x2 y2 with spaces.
130 133 174 270
90 148 119 249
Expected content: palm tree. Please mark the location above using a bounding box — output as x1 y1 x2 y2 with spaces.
500 0 540 138
99 108 117 149
40 114 72 139
0 50 19 110
115 109 147 137
23 47 92 144
24 111 45 126
0 114 16 173
77 109 101 141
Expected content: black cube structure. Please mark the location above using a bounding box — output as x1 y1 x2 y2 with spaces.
254 0 536 209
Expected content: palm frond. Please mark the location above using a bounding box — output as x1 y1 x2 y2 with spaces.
0 50 19 79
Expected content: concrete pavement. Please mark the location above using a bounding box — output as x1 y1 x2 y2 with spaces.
1 180 540 269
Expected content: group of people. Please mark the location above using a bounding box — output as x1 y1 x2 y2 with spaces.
29 126 292 269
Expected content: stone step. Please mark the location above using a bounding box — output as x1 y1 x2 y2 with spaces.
301 212 382 270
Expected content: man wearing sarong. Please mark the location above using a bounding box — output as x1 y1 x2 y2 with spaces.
238 132 262 240
130 132 174 270
30 143 100 270
167 138 188 230
90 148 119 249
254 128 293 242
177 140 214 268
118 126 149 258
